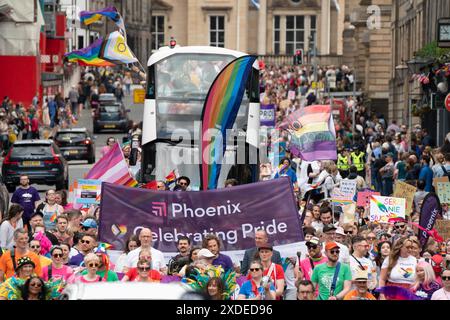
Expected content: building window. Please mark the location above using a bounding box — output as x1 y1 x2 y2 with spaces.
310 15 316 51
210 16 225 48
285 16 304 54
152 16 165 50
274 16 280 54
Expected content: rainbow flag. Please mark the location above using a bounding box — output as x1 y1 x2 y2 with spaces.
80 6 125 34
284 105 337 161
200 55 257 190
65 37 114 67
165 170 177 185
85 142 138 187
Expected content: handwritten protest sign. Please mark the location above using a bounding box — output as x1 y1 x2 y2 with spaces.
357 190 380 207
393 181 417 213
369 195 406 223
75 179 102 205
339 180 357 200
435 220 450 242
436 182 450 204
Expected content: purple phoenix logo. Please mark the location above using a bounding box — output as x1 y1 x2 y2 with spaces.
152 201 167 217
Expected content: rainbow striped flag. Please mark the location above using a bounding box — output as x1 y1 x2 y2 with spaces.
65 37 114 67
165 170 177 186
200 55 257 190
80 6 125 34
85 142 138 187
284 105 337 161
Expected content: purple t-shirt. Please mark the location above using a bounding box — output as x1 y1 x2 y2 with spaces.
212 253 233 271
11 187 40 220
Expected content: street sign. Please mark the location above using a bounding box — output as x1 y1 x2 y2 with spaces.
133 88 145 104
445 93 450 111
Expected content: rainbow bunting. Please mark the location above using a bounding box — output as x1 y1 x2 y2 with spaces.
80 6 125 34
284 105 337 161
65 37 115 67
200 55 257 190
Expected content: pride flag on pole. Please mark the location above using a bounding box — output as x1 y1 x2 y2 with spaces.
65 37 114 67
283 105 337 161
200 55 257 190
99 31 138 65
80 6 125 35
85 143 138 187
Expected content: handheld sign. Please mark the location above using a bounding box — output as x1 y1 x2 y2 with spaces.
369 195 406 223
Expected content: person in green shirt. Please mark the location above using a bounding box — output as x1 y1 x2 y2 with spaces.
311 241 352 300
80 246 119 282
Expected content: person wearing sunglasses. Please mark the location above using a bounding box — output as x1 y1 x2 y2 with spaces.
431 269 450 300
298 236 327 282
80 218 98 237
391 219 414 244
41 245 73 281
68 234 97 267
78 253 102 283
343 270 376 300
379 237 417 299
122 249 161 282
311 241 352 300
79 245 118 282
238 260 276 300
175 176 191 191
133 259 161 283
21 275 47 300
349 236 378 291
29 238 52 268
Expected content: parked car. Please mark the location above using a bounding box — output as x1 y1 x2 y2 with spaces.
59 282 205 300
54 128 96 164
93 102 131 133
2 139 69 192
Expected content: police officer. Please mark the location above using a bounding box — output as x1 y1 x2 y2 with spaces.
337 147 350 178
350 146 366 178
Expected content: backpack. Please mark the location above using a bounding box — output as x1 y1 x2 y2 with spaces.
441 165 450 181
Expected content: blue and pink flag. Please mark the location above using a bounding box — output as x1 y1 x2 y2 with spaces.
80 6 125 35
200 55 257 190
283 105 337 161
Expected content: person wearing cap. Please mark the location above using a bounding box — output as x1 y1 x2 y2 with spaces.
379 152 394 196
27 212 59 246
202 234 233 272
343 270 376 300
0 256 38 300
256 244 285 300
0 228 41 281
193 248 217 273
321 224 350 264
337 147 350 179
80 217 98 237
241 230 282 276
350 146 366 178
349 236 378 291
298 236 328 282
311 241 352 300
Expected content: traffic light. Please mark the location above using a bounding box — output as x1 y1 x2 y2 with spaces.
293 49 303 65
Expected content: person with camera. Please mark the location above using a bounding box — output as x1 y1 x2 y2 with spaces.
167 236 191 276
257 244 285 300
237 260 276 300
311 241 352 300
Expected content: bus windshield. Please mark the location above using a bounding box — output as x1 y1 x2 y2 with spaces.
156 54 234 100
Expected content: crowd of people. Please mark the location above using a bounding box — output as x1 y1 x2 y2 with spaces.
0 61 450 301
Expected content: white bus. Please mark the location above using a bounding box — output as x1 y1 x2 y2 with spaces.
141 45 261 189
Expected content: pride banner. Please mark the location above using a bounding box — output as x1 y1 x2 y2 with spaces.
99 177 303 258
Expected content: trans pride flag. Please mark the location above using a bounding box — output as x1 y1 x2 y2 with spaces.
200 55 257 190
283 105 337 161
85 142 138 187
65 37 114 67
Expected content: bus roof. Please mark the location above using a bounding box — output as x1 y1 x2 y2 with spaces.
147 46 259 69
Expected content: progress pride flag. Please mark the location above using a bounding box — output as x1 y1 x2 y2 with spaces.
99 177 302 254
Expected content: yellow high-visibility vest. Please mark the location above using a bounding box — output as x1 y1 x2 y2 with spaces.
351 152 365 171
337 154 350 171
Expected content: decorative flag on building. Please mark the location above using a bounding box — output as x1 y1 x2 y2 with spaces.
200 55 256 190
85 142 138 187
80 6 125 35
283 105 337 161
65 37 114 67
99 31 138 65
200 55 257 190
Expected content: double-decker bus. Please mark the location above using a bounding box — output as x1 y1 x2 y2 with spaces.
141 45 260 189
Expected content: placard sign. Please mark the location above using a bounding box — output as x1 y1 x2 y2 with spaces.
393 181 417 213
369 195 406 223
436 182 450 204
75 179 102 205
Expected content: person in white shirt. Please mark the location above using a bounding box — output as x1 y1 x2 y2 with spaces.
431 269 450 300
349 236 377 290
0 204 24 250
126 228 166 273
